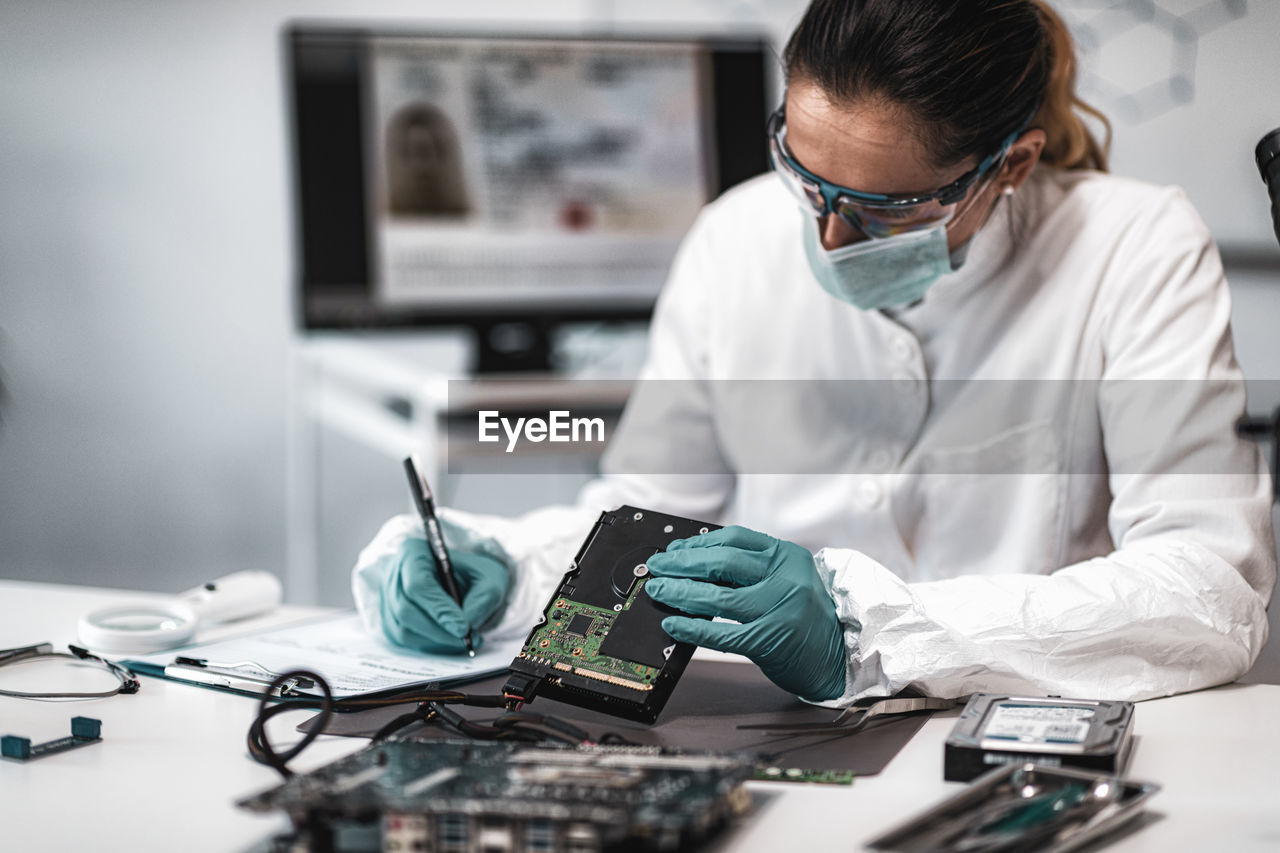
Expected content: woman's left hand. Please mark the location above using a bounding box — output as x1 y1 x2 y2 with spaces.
644 525 847 702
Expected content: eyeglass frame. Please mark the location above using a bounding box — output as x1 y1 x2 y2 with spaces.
0 642 141 699
766 105 1035 231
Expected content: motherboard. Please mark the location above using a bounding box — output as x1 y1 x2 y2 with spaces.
238 737 754 853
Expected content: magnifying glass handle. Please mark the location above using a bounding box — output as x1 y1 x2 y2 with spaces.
176 571 283 624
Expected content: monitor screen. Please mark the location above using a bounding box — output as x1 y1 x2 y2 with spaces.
286 25 773 331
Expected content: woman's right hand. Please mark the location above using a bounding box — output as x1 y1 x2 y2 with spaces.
378 538 511 654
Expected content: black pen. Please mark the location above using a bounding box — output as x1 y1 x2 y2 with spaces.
402 456 475 657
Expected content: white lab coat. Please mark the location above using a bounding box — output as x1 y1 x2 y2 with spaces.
354 166 1275 705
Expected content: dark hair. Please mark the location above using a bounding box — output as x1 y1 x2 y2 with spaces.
783 0 1110 172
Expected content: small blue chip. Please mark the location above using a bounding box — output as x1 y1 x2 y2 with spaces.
1 717 103 762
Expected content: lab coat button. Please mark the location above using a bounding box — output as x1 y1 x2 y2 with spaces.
892 337 914 361
857 480 883 508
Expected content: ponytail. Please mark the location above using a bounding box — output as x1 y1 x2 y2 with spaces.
1031 0 1111 172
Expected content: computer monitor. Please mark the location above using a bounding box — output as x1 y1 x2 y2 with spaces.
286 24 773 371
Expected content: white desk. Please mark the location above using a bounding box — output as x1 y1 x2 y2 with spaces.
2 580 1278 852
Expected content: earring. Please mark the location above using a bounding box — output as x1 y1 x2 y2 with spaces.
1000 185 1015 197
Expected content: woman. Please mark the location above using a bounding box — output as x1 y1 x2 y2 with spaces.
354 0 1274 704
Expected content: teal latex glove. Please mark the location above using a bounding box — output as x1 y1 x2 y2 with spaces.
379 538 510 654
644 526 847 702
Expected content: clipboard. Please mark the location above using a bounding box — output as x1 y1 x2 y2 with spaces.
124 656 320 698
121 612 525 700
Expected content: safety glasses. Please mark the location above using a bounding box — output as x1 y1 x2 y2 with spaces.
767 107 1025 239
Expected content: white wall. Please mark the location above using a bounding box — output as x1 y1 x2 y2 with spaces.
1056 0 1280 247
0 1 303 589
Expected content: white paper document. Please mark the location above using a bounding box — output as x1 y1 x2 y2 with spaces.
129 612 524 697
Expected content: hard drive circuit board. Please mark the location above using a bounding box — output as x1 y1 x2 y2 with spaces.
520 588 661 692
503 506 721 723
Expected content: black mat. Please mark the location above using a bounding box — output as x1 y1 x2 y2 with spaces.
299 660 932 776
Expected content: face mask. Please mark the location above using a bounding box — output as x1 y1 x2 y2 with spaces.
801 214 962 310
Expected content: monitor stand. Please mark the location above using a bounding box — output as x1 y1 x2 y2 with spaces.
472 320 554 374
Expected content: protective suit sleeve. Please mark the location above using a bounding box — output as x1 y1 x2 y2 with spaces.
811 187 1275 706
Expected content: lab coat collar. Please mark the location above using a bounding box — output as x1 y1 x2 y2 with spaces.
888 183 1024 319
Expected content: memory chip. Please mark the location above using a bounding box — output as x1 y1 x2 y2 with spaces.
566 614 594 637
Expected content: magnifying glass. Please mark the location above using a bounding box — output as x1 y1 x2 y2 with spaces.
77 571 283 654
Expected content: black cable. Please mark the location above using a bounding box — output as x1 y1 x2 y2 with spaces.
245 670 624 778
371 702 435 743
492 711 590 745
247 670 333 779
428 701 517 740
337 687 508 711
246 672 513 777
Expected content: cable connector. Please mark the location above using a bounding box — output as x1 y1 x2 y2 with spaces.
501 672 539 709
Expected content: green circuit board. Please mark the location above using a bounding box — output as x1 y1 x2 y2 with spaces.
752 766 856 785
517 583 660 691
238 739 756 853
